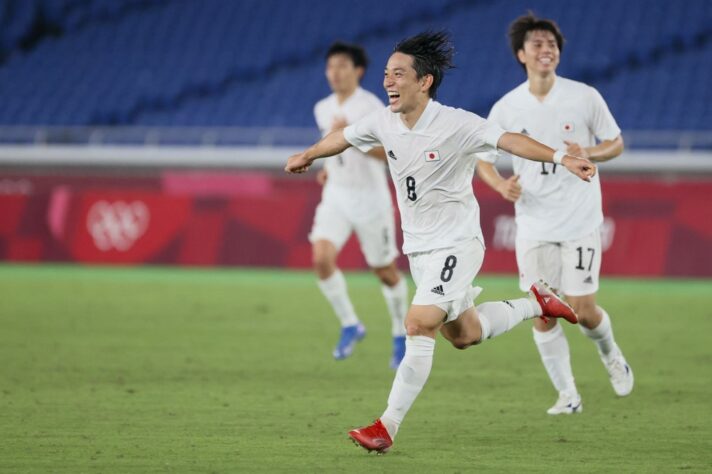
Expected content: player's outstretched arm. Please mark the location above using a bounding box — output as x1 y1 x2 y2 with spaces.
285 129 352 174
497 132 597 182
476 161 521 202
564 135 624 163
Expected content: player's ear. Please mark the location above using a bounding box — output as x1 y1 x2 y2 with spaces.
516 49 527 65
420 74 434 94
355 66 365 80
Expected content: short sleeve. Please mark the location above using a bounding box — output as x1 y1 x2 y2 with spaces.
460 109 506 162
588 87 621 141
343 110 382 153
474 102 507 164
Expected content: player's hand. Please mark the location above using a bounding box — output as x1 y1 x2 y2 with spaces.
564 140 590 160
496 174 522 202
316 169 328 185
285 152 313 174
331 116 348 132
562 155 597 182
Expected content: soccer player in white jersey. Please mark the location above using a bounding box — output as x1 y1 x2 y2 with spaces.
476 14 633 415
311 42 408 368
286 31 596 453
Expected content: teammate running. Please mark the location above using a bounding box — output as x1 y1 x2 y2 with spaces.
311 42 408 368
476 14 633 415
286 31 595 453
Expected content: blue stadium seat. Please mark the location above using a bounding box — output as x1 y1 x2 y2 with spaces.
0 0 709 132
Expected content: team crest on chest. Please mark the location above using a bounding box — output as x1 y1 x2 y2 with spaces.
424 150 441 162
560 121 575 133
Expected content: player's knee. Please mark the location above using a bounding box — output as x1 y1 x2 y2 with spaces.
570 300 597 323
312 253 335 278
453 332 485 349
405 324 421 337
405 321 437 338
373 265 399 286
451 337 472 350
533 316 557 332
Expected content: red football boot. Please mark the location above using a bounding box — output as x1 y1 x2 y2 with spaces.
530 280 578 324
348 419 393 454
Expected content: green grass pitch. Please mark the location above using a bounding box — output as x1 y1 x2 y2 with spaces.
1 264 711 473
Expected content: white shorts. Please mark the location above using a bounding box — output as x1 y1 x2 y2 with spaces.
409 238 485 323
516 228 601 296
309 198 399 268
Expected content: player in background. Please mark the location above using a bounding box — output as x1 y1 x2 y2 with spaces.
287 31 596 453
476 14 633 415
310 42 408 368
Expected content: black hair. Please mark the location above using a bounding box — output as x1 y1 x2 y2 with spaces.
508 13 565 70
393 30 455 98
325 41 369 70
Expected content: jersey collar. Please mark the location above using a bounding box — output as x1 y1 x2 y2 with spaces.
397 99 439 133
525 75 560 104
333 87 363 107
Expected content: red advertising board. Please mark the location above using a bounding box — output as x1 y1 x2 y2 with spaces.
0 171 710 276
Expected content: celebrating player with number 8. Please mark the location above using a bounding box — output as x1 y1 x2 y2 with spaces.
286 31 595 454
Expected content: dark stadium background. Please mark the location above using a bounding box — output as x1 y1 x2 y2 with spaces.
0 0 709 276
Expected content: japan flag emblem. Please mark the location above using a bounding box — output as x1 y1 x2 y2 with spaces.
424 150 441 162
561 122 575 133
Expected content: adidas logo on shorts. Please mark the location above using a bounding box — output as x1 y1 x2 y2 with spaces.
431 285 445 296
583 275 594 284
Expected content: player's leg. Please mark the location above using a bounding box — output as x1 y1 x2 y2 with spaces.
380 304 444 435
347 240 578 453
517 237 581 414
312 239 338 280
348 248 442 453
373 262 408 368
348 303 444 453
440 294 543 349
562 231 633 396
309 201 364 360
403 238 569 351
438 281 580 352
355 215 407 368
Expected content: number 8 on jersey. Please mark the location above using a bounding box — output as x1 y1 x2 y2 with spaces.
406 176 417 201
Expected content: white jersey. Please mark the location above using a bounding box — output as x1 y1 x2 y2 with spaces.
478 76 621 242
314 87 391 221
344 99 505 255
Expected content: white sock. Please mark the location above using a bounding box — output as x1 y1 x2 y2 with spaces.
316 270 359 327
381 277 407 337
381 335 435 439
533 323 578 396
580 306 618 361
476 298 541 341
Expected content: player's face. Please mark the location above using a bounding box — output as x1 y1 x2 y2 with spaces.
518 30 560 75
383 52 428 113
326 54 361 94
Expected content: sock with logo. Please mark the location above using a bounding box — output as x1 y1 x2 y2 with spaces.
476 298 542 341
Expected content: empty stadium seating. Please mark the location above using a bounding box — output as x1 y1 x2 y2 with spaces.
0 0 709 134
